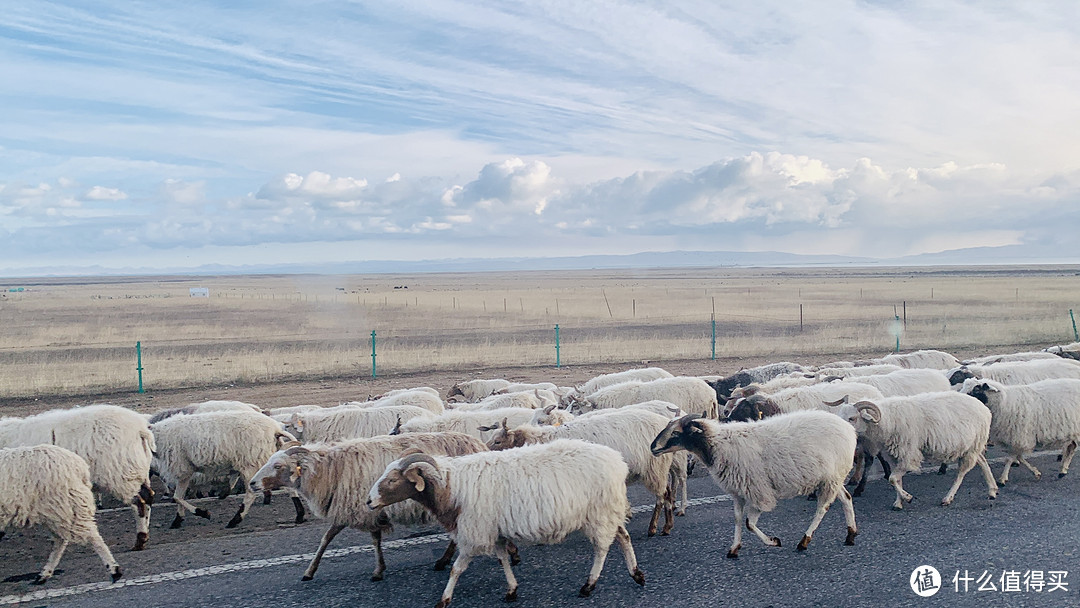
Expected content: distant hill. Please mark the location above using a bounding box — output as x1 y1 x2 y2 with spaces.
4 245 1080 278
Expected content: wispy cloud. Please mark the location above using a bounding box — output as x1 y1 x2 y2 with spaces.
1 1 1079 269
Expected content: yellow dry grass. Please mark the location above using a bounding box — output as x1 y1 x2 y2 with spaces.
1 266 1079 398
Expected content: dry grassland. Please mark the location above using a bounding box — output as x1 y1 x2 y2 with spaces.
2 265 1080 398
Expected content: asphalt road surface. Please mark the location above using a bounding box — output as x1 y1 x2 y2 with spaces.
1 449 1077 608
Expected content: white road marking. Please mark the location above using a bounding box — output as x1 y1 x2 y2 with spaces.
0 449 1059 606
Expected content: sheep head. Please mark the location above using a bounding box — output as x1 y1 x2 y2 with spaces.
368 450 441 510
251 445 311 492
651 414 709 463
485 418 529 451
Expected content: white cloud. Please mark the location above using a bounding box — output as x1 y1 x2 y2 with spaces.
84 186 127 201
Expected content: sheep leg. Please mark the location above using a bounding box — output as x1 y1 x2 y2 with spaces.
371 529 386 581
838 487 858 546
436 551 474 608
1016 454 1042 480
170 478 209 528
727 498 745 558
287 488 306 523
878 452 892 479
798 484 838 551
34 537 69 585
887 470 913 510
941 453 977 506
661 486 675 536
87 531 123 583
434 541 457 571
579 528 615 597
1060 441 1078 477
998 455 1017 484
615 525 645 586
745 507 781 547
506 539 520 566
226 487 258 528
130 497 151 551
976 454 998 499
647 496 662 537
849 450 866 487
494 539 519 602
302 524 345 580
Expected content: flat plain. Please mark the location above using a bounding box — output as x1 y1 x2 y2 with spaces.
2 265 1080 407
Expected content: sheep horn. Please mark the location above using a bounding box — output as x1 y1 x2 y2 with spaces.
398 452 438 470
666 406 681 414
822 395 849 407
284 445 309 457
853 400 882 423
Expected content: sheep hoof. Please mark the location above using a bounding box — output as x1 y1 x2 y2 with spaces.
370 573 383 582
578 582 596 598
676 510 686 517
263 493 273 505
169 515 184 529
845 527 857 546
226 514 243 528
301 575 313 581
132 532 148 551
435 599 451 608
770 537 782 547
892 505 903 511
1011 462 1020 468
796 536 811 551
32 575 49 586
194 508 211 520
632 568 646 586
1059 472 1068 479
504 588 518 602
110 566 123 583
941 499 953 507
434 560 449 572
1057 454 1064 462
937 464 947 475
647 529 656 537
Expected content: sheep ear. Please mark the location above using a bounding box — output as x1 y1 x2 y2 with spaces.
404 465 426 492
477 424 497 432
501 417 509 431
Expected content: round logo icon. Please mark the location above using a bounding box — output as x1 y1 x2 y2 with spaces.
910 565 942 597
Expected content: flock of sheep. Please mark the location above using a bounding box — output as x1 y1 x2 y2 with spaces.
4 342 1080 607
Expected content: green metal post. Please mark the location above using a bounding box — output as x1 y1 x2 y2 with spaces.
1072 310 1078 342
136 341 144 394
371 331 377 379
895 315 901 353
711 316 716 360
554 325 560 368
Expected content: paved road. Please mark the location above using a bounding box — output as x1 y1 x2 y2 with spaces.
1 449 1077 608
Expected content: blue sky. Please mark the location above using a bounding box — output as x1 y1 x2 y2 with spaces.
2 1 1080 273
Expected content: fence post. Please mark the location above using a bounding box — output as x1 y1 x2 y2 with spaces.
554 325 560 368
371 331 377 379
711 316 716 361
1072 310 1079 342
136 341 144 394
895 315 901 352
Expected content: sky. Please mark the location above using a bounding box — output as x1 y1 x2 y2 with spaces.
2 1 1080 273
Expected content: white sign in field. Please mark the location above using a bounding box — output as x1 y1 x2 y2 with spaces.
189 287 209 298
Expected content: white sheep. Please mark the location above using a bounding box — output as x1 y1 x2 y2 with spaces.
373 387 442 400
651 410 858 557
834 392 998 509
355 389 445 414
877 349 959 370
450 389 557 412
708 362 807 401
763 382 884 414
0 404 156 551
266 404 323 417
962 351 1060 365
840 369 952 397
572 377 719 419
960 378 1080 483
151 410 301 528
147 400 263 424
1044 342 1080 360
947 358 1080 386
577 367 674 396
397 408 541 442
447 379 511 402
815 364 904 378
531 401 689 516
486 408 680 537
367 439 646 605
495 382 558 394
288 405 434 442
0 445 124 585
250 432 489 582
